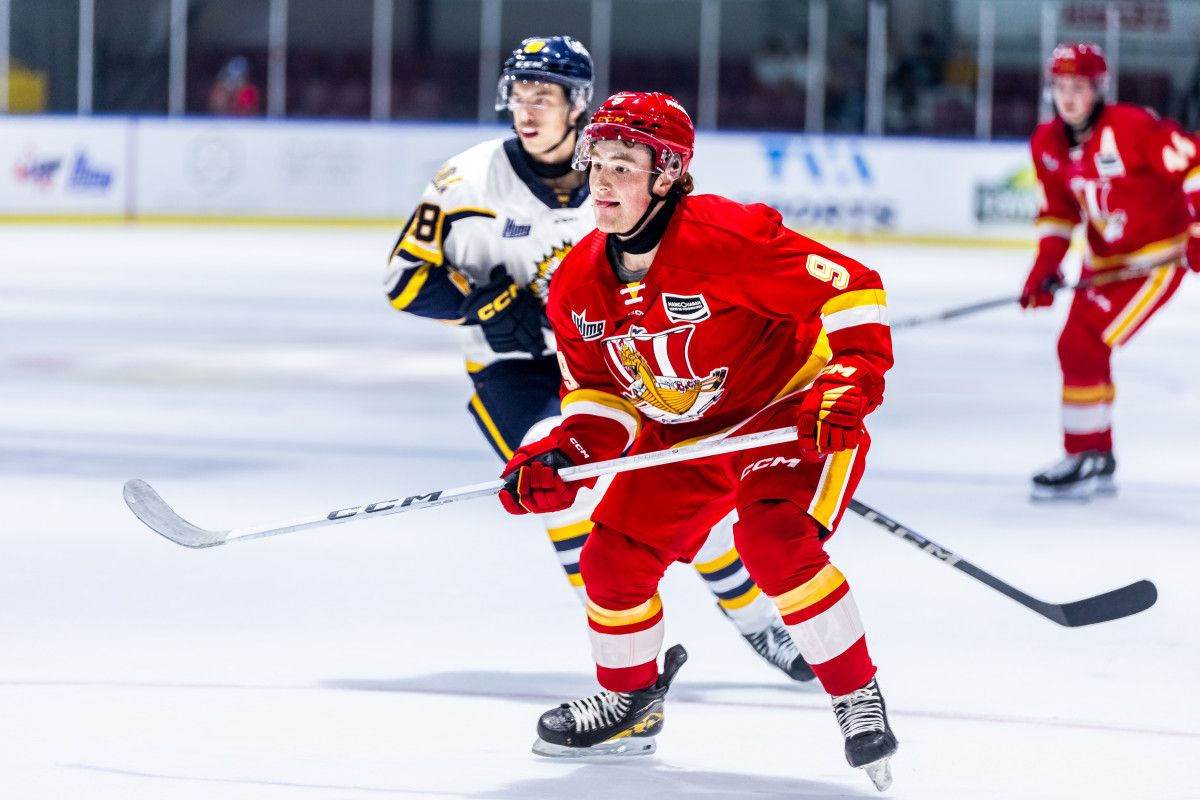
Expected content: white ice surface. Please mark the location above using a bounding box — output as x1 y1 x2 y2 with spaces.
1 225 1197 799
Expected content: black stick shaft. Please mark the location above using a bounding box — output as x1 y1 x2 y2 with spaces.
847 499 1156 626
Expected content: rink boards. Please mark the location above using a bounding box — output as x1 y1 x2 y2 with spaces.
0 115 1035 244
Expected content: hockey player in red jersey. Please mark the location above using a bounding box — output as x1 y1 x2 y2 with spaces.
384 36 813 682
497 91 898 791
1021 42 1200 500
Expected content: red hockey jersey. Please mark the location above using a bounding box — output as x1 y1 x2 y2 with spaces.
1032 103 1200 274
547 193 893 457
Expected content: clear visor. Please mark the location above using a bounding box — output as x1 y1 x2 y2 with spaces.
495 75 589 113
571 123 683 180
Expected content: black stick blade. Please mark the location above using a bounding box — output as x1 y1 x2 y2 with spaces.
1050 579 1158 627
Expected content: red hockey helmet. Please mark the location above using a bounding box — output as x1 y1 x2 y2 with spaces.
572 91 695 180
1047 42 1108 82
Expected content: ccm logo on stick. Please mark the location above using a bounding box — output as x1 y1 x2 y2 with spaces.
327 491 444 520
740 456 802 479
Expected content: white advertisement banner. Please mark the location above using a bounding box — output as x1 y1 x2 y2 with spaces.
0 117 127 215
134 119 501 222
0 116 1040 242
692 132 1036 240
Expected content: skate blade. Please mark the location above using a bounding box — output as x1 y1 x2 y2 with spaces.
1029 478 1096 503
531 737 656 760
1094 476 1117 497
861 756 893 792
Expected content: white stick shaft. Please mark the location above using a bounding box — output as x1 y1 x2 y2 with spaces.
127 427 798 547
562 426 797 482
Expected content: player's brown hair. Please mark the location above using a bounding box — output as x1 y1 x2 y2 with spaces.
671 172 695 196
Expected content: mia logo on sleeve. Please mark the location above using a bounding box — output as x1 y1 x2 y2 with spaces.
662 293 711 323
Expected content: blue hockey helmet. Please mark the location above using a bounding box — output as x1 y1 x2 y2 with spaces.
495 36 594 112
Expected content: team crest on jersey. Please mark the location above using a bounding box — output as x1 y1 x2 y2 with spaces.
572 310 606 341
603 325 727 422
1070 176 1127 243
529 241 574 300
1041 153 1059 172
662 293 711 323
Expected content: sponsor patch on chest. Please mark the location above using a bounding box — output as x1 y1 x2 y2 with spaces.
662 292 711 323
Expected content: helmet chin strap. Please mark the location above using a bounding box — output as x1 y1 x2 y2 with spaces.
612 178 680 255
537 112 576 156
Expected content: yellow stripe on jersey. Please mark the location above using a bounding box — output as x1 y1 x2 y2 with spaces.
465 360 486 374
808 447 857 529
1102 266 1173 346
389 264 432 310
1062 383 1115 405
397 240 442 265
821 289 887 316
1184 166 1200 194
1036 216 1077 238
1089 233 1188 269
562 389 642 432
563 388 639 417
586 594 663 627
772 329 832 400
773 564 847 617
469 392 514 460
568 572 585 587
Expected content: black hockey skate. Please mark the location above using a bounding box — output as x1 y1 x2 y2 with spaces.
731 608 815 682
832 678 898 792
532 644 687 759
1030 450 1116 501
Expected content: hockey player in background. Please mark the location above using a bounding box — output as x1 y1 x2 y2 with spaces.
384 37 811 681
499 92 898 791
1021 42 1200 501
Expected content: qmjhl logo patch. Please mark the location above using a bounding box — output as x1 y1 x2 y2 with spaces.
502 218 531 238
571 309 605 340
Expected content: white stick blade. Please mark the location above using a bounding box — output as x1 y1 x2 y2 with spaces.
123 479 230 548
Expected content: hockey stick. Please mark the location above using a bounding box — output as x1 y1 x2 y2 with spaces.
889 264 1160 331
125 427 1156 625
847 499 1157 626
123 426 799 548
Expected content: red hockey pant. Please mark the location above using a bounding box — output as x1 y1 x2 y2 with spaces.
1057 265 1184 454
578 396 877 697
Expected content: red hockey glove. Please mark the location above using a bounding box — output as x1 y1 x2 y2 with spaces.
1019 267 1063 309
1020 236 1070 309
1186 224 1200 273
499 431 600 515
797 378 867 460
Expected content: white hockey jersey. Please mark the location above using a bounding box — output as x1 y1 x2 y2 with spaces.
385 137 594 367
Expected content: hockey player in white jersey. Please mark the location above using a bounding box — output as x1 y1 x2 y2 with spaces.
384 35 811 681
